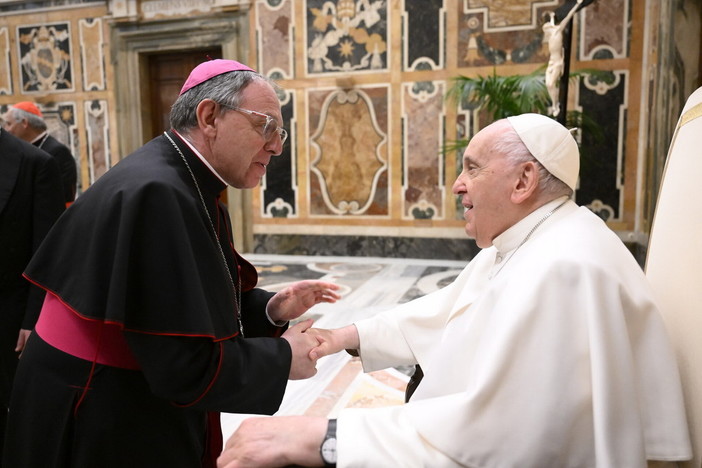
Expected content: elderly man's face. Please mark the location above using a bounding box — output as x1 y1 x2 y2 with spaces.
207 80 284 189
452 122 522 248
1 111 28 140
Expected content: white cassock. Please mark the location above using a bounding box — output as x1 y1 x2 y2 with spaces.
338 197 692 467
646 86 702 468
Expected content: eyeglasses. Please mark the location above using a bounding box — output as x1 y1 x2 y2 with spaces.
221 105 288 145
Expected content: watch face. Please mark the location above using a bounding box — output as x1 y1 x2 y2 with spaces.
321 437 337 463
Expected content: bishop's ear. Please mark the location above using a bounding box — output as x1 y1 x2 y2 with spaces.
195 99 220 136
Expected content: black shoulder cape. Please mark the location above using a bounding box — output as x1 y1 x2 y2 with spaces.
25 131 264 340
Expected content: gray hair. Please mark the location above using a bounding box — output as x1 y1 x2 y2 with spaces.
491 121 573 198
9 107 47 131
169 70 276 132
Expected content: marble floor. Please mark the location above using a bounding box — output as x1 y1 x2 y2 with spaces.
221 253 466 439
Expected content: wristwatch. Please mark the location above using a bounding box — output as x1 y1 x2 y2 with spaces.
320 418 337 467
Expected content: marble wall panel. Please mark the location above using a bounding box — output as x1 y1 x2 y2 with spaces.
403 0 445 71
463 0 558 28
85 99 110 183
305 0 388 75
256 0 294 79
308 86 389 216
402 80 445 220
79 17 105 91
108 0 250 19
40 102 78 154
0 28 11 95
458 0 629 66
108 0 138 18
580 0 628 60
576 71 628 221
262 90 297 217
457 0 553 67
41 101 81 192
250 0 654 256
17 23 74 93
140 0 214 20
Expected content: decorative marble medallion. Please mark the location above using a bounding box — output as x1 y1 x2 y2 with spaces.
305 0 388 75
309 87 389 216
18 23 73 93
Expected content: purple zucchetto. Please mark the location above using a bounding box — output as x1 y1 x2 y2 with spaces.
179 59 256 95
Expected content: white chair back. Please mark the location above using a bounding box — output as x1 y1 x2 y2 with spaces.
646 86 702 468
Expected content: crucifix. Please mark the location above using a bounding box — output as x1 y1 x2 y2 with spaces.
544 0 596 124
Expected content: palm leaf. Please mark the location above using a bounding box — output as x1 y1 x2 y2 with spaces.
444 66 605 152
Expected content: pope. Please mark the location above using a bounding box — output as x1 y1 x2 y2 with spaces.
217 114 692 468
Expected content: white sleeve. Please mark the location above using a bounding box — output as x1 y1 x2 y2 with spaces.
337 406 462 468
354 312 415 372
353 258 487 373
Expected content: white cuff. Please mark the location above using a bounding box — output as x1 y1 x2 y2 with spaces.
265 302 288 327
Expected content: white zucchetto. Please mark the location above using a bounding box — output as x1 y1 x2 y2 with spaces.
507 113 580 191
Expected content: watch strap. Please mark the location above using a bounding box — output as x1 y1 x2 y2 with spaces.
320 418 337 467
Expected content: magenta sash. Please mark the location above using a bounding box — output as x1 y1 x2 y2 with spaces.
35 292 141 370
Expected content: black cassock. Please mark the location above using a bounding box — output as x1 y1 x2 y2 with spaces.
4 131 291 468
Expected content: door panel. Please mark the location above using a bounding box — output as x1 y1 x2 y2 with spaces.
146 48 222 140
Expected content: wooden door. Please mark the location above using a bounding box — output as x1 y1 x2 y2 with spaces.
144 48 229 203
146 48 222 140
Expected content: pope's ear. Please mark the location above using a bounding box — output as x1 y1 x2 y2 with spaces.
195 99 219 136
512 161 539 203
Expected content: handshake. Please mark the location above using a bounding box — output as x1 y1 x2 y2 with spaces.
266 279 359 380
281 320 360 380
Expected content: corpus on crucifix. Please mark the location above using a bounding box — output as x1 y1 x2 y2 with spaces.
543 0 583 117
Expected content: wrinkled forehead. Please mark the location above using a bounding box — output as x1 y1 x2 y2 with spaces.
463 121 512 163
239 80 283 117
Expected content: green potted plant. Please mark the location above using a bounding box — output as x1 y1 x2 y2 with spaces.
445 66 609 151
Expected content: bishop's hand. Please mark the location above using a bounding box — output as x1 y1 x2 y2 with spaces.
281 319 322 379
266 280 341 323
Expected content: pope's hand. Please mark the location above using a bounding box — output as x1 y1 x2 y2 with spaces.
307 324 361 361
217 416 328 468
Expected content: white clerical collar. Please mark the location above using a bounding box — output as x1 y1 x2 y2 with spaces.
492 196 570 255
31 131 48 145
488 196 571 279
172 129 228 185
